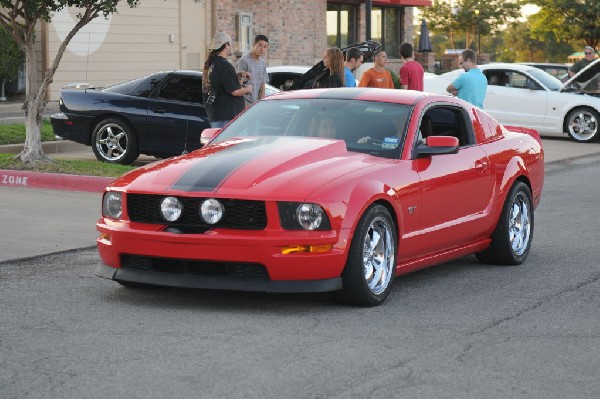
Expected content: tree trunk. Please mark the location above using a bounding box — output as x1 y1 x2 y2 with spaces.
16 26 49 164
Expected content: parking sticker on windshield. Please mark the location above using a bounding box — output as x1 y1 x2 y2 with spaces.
382 137 399 149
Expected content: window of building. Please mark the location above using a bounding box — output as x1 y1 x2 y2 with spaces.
326 4 358 48
371 7 404 58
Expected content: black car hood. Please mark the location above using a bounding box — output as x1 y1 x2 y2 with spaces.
289 41 381 90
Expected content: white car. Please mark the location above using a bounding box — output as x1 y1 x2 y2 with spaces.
424 60 600 142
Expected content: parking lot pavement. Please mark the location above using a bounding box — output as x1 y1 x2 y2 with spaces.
0 186 101 262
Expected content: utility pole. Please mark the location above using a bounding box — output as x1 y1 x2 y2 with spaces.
366 0 372 41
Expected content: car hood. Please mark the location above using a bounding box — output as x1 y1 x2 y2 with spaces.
110 137 381 199
560 57 600 92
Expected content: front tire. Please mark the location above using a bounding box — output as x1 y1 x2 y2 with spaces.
565 107 599 142
476 181 533 265
333 204 397 306
92 118 139 164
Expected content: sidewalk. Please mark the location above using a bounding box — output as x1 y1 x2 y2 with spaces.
0 100 59 124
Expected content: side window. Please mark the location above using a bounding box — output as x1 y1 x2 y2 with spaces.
156 76 202 104
508 72 528 89
419 106 474 147
486 71 510 87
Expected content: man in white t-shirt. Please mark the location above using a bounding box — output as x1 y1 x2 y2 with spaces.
236 34 269 105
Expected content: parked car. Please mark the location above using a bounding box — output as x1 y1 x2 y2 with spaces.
267 65 310 90
424 59 600 142
51 70 280 164
520 62 571 82
95 87 544 307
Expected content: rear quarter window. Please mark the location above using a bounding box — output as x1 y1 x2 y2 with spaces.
103 73 168 97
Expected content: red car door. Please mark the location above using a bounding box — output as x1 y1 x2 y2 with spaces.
412 107 494 255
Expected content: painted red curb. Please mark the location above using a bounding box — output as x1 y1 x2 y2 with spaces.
0 169 114 192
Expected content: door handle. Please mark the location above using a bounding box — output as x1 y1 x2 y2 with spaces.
152 108 166 114
475 160 488 172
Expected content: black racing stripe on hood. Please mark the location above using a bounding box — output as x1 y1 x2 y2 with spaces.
315 88 370 100
171 139 278 192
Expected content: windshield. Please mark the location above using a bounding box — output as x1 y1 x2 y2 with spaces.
527 68 563 91
210 98 412 159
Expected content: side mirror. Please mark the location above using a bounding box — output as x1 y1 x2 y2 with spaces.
415 136 459 157
200 128 221 145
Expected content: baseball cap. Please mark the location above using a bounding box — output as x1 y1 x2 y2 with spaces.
211 32 232 50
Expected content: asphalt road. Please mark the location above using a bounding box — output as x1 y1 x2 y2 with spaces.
1 147 600 398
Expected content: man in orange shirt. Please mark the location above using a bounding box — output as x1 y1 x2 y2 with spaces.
358 50 394 89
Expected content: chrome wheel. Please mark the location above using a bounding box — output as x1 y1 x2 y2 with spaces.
362 216 395 295
566 108 599 142
96 123 128 162
509 192 531 257
92 118 139 164
476 181 534 266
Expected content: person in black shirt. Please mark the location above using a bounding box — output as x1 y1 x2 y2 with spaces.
203 32 252 128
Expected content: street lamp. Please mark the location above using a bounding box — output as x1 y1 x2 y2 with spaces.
474 9 481 53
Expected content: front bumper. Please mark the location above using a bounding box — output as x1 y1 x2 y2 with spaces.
96 218 349 293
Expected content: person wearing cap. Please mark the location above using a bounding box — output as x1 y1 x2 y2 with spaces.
202 32 252 128
236 34 269 105
569 46 598 93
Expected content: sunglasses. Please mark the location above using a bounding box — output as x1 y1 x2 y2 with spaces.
585 52 593 55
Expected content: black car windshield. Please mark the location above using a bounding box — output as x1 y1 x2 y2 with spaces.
210 98 411 159
103 73 167 97
527 68 562 91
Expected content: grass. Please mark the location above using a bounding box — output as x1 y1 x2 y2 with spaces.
0 120 55 145
0 121 137 177
0 153 136 177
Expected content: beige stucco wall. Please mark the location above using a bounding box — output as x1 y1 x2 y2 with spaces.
47 0 208 100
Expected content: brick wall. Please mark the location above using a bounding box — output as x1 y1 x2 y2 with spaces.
218 0 327 66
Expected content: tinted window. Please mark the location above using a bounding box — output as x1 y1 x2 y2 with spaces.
103 73 167 97
155 75 203 103
211 98 412 159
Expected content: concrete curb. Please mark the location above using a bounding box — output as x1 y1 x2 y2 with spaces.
0 169 114 192
0 140 88 154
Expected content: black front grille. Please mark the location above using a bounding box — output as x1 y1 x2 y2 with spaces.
127 194 267 230
121 254 269 279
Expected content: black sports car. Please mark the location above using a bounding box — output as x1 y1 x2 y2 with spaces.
51 71 280 164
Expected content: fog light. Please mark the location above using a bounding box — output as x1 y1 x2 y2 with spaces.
160 196 183 222
200 198 224 224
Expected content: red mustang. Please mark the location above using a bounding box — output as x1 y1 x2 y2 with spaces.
96 88 544 306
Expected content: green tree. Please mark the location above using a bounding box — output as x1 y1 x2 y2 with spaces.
527 0 600 49
0 24 24 101
419 0 521 52
0 0 139 164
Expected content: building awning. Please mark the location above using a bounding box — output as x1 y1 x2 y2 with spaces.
373 0 433 6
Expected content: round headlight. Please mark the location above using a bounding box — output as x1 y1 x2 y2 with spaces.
200 198 224 224
102 192 122 218
296 203 323 230
160 196 183 222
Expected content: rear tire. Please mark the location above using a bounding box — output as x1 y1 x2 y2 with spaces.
92 118 139 164
476 181 533 265
565 107 599 142
333 204 397 306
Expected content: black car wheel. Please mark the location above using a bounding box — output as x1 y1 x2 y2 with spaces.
565 107 599 142
476 181 533 265
92 118 139 164
333 204 396 307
